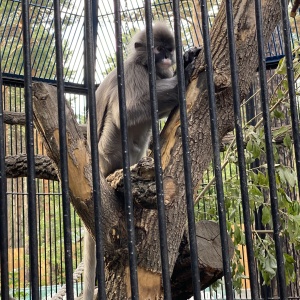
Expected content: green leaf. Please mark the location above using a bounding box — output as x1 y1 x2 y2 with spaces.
284 253 296 285
252 143 261 159
273 125 290 138
283 134 292 149
237 263 245 273
257 171 268 186
284 169 297 187
277 88 284 99
284 253 295 264
273 109 285 119
282 79 288 90
291 215 300 226
246 140 253 152
262 206 271 226
276 165 297 187
249 185 263 197
264 255 277 276
276 57 287 74
277 166 286 184
234 224 242 244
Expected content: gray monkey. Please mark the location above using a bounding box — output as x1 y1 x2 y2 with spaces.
83 22 198 299
94 22 178 177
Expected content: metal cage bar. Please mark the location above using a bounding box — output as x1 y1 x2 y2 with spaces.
84 0 107 299
199 0 235 298
172 1 202 299
144 4 172 299
21 0 39 298
252 0 288 297
53 1 74 298
0 59 10 300
114 1 139 299
279 0 300 193
224 0 261 297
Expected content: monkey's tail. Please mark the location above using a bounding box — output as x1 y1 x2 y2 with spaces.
50 261 84 300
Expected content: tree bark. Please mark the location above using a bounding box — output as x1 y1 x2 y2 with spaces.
5 154 58 181
171 221 234 299
2 111 27 125
31 1 282 298
2 110 87 137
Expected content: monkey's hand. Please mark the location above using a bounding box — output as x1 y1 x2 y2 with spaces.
183 46 201 85
183 47 201 86
183 46 202 69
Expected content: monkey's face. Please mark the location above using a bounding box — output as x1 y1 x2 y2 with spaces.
154 45 175 70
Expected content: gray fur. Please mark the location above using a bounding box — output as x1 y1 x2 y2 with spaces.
83 23 177 299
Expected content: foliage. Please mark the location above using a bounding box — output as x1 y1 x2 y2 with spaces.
0 0 78 80
197 46 300 292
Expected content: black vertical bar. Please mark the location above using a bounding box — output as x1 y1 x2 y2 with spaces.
114 1 139 299
85 0 98 115
280 0 300 191
172 1 201 299
199 0 235 298
246 88 271 300
224 0 261 298
21 0 39 298
53 1 74 298
254 0 287 298
0 58 10 300
92 0 99 58
84 0 107 299
144 4 172 300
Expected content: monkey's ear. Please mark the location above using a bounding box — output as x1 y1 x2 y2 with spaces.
134 42 143 49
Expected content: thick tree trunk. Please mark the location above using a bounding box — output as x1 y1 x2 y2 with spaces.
31 0 282 298
171 221 234 299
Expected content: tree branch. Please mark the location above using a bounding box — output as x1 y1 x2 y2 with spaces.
3 110 87 137
3 111 26 125
5 154 58 180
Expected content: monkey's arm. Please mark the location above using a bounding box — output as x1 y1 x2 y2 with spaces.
113 75 178 127
155 55 199 119
156 76 179 118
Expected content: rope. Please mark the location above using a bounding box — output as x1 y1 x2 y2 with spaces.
51 261 85 300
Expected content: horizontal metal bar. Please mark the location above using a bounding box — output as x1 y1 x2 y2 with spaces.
2 54 283 94
265 55 285 69
1 73 89 94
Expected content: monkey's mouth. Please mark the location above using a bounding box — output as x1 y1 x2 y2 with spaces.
159 59 173 69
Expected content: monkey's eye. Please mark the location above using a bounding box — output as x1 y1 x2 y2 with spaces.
156 46 163 52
